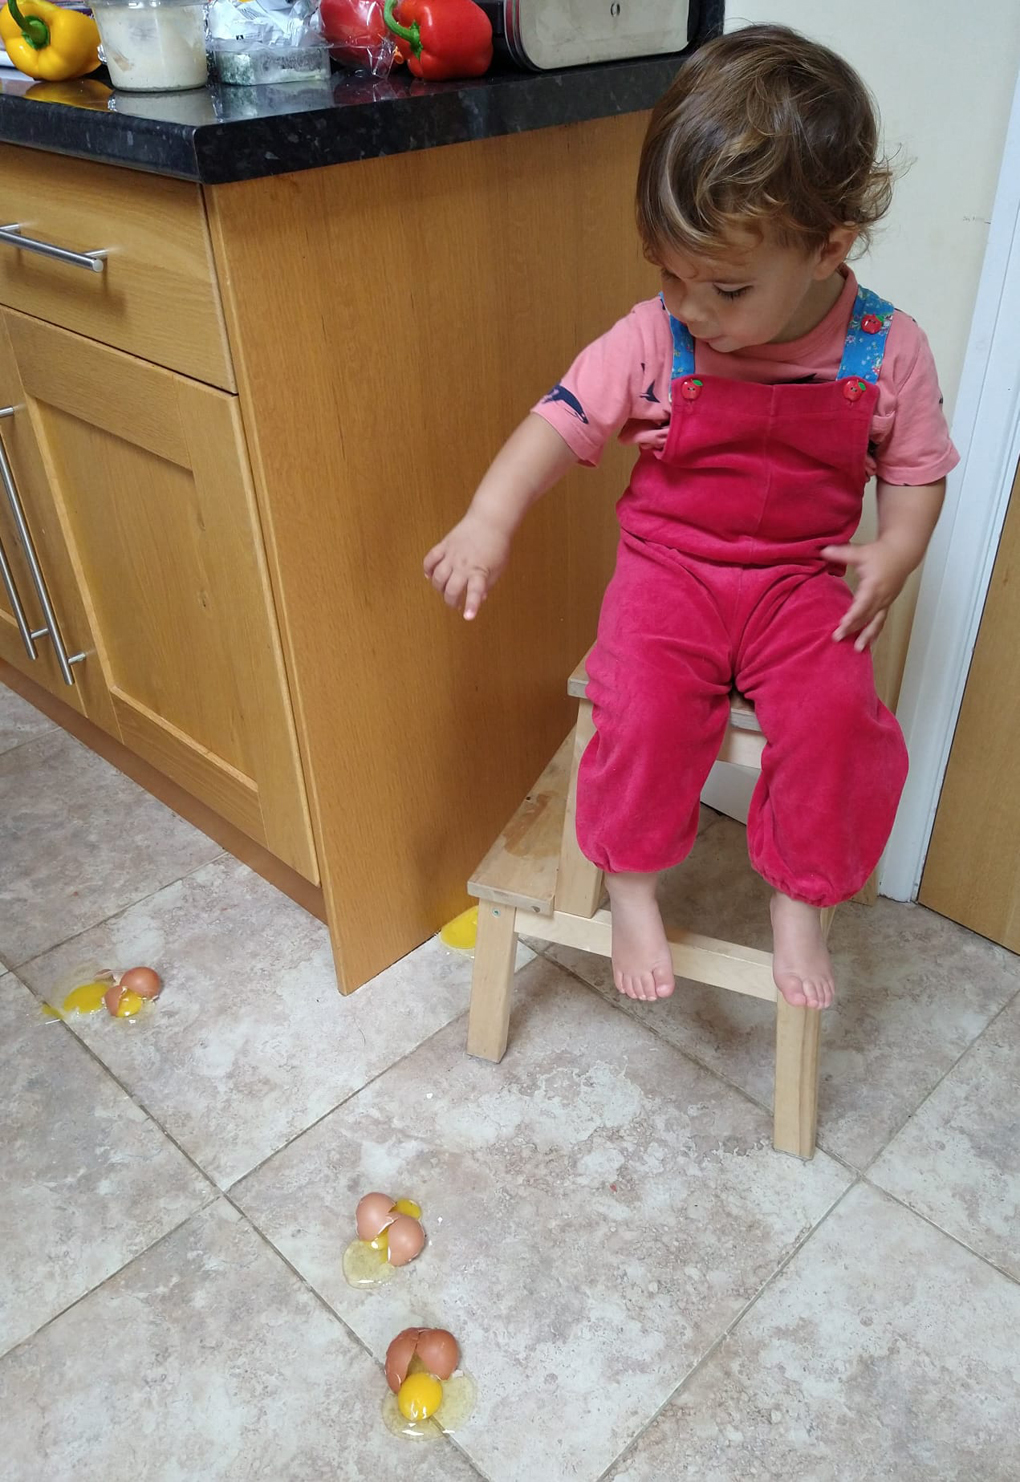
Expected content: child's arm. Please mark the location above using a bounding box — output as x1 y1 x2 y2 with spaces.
821 478 946 650
424 414 578 620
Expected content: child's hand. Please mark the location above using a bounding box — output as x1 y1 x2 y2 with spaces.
821 538 914 651
424 513 511 620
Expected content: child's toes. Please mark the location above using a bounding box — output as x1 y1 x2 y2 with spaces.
775 971 809 1007
653 964 675 998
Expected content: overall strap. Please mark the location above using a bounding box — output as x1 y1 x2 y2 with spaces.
660 292 696 381
837 286 895 383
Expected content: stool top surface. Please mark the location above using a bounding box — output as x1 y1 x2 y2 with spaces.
567 653 760 730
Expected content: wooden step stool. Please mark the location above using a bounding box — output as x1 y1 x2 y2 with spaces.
466 652 830 1159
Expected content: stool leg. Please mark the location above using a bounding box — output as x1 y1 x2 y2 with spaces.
467 902 518 1062
555 700 604 918
772 906 834 1158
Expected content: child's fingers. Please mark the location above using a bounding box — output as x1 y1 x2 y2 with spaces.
443 569 468 609
423 543 446 578
833 593 870 640
463 573 488 621
820 543 861 568
428 555 453 593
854 610 887 651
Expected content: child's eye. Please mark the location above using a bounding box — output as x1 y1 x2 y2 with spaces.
714 285 750 300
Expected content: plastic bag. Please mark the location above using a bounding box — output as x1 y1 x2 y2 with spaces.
319 0 400 75
207 0 324 49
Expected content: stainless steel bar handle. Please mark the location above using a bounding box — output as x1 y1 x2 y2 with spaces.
0 407 85 686
0 525 41 660
0 224 107 275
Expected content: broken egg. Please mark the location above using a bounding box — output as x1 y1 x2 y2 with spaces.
356 1192 400 1243
385 1328 422 1393
385 1215 425 1268
414 1328 459 1381
381 1330 474 1441
118 966 161 1000
344 1193 426 1287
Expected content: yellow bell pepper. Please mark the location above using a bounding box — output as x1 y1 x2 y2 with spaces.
0 0 101 81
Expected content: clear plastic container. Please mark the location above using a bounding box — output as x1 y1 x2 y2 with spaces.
91 0 209 92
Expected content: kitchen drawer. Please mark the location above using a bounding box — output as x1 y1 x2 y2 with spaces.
0 146 234 390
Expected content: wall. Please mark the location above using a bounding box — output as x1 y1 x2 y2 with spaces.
702 2 1020 825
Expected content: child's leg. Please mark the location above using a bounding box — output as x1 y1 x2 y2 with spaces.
605 871 673 1002
737 570 909 1007
578 535 733 1000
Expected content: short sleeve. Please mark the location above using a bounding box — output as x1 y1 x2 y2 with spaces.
530 301 672 467
874 319 960 486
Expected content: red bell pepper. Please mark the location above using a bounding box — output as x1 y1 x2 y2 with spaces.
384 0 493 81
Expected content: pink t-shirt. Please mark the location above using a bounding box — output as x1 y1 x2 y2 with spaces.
532 269 959 486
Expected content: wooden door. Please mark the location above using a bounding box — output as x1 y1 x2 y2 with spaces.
0 318 108 720
2 308 318 883
920 460 1020 949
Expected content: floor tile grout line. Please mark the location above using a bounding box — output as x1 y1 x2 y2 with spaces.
857 987 1020 1180
0 723 61 762
0 1198 218 1366
8 848 230 975
223 997 480 1194
593 1177 861 1482
217 1189 491 1482
860 1177 1020 1290
537 946 790 1131
535 944 1017 1178
44 1015 225 1200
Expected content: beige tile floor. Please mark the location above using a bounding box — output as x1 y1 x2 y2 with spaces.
2 679 1018 1481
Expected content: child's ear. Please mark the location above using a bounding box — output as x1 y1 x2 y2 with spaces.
814 226 859 277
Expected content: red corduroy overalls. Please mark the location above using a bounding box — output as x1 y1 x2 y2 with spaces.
575 286 909 907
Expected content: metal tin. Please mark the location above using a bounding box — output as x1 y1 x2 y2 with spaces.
479 0 692 71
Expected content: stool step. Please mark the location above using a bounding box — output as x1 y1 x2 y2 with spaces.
522 907 777 1002
468 731 573 913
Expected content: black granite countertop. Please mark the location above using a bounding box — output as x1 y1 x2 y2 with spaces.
0 1 721 184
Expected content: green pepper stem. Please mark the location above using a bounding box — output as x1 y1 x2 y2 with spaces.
7 0 50 49
383 0 421 57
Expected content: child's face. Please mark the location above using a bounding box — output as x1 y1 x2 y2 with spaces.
654 228 856 354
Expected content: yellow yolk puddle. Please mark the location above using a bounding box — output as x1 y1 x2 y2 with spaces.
382 1357 476 1440
439 906 478 954
48 982 147 1020
342 1198 423 1288
60 982 110 1016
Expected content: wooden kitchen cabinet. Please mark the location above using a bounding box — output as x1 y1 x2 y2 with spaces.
0 307 318 882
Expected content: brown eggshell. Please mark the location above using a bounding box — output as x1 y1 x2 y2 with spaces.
355 1192 397 1242
384 1328 421 1393
415 1328 459 1380
385 1215 425 1267
118 966 162 1000
103 984 124 1017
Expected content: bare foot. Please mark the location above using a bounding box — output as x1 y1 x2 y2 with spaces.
605 872 675 1002
769 893 835 1009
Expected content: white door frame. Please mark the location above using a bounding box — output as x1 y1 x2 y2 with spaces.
880 65 1020 901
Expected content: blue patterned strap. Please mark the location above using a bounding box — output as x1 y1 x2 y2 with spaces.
660 292 696 381
837 286 895 383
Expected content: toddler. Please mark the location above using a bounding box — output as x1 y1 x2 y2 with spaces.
425 25 958 1011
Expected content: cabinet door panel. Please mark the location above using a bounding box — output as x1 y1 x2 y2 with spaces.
4 309 317 881
0 322 105 717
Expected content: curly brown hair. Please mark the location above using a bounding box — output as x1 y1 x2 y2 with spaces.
637 25 896 261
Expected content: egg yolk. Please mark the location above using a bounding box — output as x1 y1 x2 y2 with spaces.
368 1229 390 1252
440 906 478 953
61 982 110 1015
115 991 144 1018
393 1198 421 1220
397 1372 443 1422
